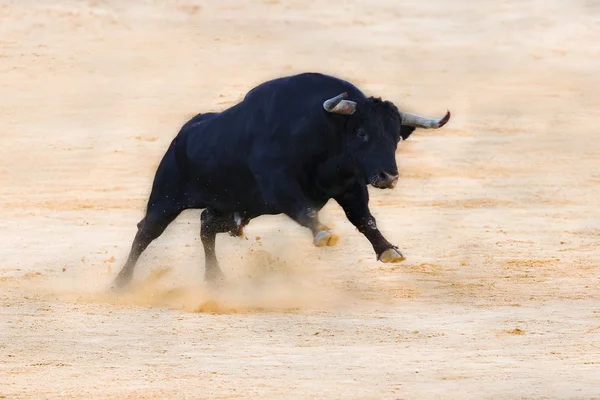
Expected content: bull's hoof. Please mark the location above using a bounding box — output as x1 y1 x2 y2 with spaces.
111 270 132 292
205 267 226 288
378 248 406 263
313 230 339 247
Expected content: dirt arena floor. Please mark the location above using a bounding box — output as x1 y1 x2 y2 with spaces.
1 0 599 398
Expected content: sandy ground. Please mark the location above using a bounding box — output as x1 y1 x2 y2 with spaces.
1 0 600 398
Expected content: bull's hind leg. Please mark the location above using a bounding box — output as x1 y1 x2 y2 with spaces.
200 209 243 285
312 221 339 248
112 140 188 290
112 208 183 289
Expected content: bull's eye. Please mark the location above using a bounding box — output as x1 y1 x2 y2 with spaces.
357 129 368 140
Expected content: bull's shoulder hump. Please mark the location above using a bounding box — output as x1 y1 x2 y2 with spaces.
242 72 365 101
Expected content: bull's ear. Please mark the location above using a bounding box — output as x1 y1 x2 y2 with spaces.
400 125 416 141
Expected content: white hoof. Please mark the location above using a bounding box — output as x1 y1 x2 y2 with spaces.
378 248 406 263
313 230 339 247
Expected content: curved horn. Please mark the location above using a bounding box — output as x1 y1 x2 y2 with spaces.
401 110 451 129
323 92 357 115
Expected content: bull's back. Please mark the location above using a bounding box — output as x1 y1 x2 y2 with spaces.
184 72 363 158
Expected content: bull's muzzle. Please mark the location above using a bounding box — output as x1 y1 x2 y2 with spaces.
371 171 399 189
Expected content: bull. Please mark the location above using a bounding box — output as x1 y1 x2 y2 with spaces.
113 72 450 289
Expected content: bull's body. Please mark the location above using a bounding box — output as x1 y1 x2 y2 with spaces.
169 74 368 215
113 72 450 288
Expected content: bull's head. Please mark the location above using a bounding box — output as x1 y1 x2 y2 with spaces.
323 92 450 189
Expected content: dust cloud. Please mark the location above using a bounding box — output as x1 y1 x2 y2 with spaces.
9 243 359 315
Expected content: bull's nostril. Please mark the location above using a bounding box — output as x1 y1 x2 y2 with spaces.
378 172 387 181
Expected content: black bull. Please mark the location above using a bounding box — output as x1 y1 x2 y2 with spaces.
113 72 450 288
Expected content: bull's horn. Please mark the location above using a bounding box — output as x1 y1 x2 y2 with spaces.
401 110 451 129
323 92 356 115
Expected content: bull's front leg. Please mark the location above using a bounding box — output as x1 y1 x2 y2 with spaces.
297 206 340 247
251 167 338 247
334 183 405 263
